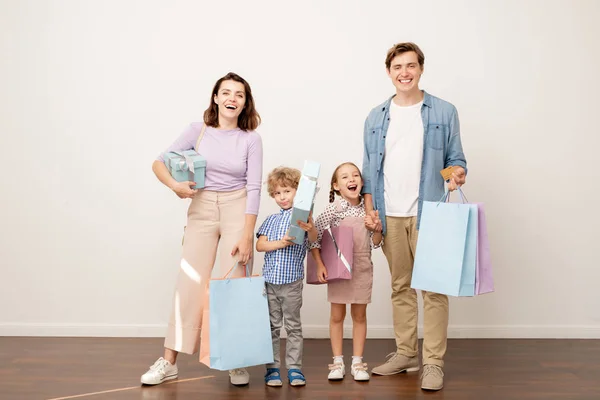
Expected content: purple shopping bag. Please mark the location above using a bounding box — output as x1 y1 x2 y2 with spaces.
474 203 494 294
307 226 353 285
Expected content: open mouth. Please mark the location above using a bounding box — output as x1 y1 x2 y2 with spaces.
347 184 358 193
224 104 237 110
399 79 412 84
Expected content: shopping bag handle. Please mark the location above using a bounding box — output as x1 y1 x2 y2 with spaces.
438 187 469 204
222 261 251 280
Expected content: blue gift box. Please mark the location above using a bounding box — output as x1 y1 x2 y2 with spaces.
165 150 206 189
288 160 320 245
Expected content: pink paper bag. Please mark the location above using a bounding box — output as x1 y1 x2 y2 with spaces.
307 226 353 285
474 203 494 295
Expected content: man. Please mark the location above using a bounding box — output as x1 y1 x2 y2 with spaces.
362 42 467 391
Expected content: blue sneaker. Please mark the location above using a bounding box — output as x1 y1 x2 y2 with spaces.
288 368 306 386
264 368 283 387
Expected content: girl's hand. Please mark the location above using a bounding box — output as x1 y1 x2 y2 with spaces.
231 236 253 265
317 263 328 283
171 181 198 199
365 210 382 232
298 215 318 243
297 214 314 232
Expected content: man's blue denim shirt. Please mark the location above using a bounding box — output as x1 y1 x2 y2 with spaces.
362 91 467 234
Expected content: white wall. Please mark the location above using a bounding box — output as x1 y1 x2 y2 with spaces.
1 0 599 339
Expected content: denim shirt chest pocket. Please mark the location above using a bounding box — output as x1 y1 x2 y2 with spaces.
368 126 382 173
426 123 448 151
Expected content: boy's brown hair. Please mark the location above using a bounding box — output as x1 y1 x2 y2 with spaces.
267 167 301 197
385 42 425 70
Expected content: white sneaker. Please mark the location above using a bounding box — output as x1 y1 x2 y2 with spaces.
351 362 370 381
140 357 178 385
229 368 250 386
328 362 345 380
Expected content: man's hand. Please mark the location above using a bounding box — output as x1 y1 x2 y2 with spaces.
365 210 382 232
448 166 466 191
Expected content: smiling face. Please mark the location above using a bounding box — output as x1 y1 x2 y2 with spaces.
213 79 246 126
386 51 423 96
332 163 363 205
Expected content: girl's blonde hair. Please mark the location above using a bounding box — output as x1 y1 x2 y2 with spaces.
329 162 363 203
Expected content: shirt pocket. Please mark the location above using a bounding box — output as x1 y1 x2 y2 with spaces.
426 124 447 151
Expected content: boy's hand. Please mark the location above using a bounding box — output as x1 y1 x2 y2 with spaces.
279 235 296 248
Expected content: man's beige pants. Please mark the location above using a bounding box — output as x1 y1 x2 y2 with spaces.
382 216 449 368
164 188 252 355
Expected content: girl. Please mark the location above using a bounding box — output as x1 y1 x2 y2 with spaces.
310 162 383 382
141 72 263 387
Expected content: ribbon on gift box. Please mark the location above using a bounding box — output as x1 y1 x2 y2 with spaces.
171 151 196 181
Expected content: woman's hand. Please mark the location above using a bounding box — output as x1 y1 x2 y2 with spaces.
170 181 198 199
231 236 253 265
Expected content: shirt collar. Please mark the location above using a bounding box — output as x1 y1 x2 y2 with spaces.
280 208 293 215
383 90 431 111
339 197 364 210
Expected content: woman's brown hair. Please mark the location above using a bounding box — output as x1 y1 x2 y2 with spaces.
203 72 261 131
329 162 363 203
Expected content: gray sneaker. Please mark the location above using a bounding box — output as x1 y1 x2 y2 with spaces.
421 364 444 391
371 352 420 376
229 368 250 386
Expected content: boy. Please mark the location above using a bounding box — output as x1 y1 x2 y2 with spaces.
256 167 317 387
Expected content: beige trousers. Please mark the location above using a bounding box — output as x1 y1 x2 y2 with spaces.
164 188 252 354
382 216 449 367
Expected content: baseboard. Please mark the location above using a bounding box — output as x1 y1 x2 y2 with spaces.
2 323 600 339
0 323 168 337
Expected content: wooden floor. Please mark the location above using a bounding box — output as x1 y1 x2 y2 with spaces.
1 337 599 400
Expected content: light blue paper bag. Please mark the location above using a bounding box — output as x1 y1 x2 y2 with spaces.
289 160 320 245
205 264 273 370
411 188 478 297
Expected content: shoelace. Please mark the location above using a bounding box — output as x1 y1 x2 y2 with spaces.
230 368 247 376
422 365 443 379
384 352 400 362
149 358 169 374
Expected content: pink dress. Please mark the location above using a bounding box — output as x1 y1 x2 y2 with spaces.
311 198 380 304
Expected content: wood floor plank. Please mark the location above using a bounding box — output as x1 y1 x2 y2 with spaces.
1 337 599 399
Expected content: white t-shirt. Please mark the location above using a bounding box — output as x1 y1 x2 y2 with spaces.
383 100 424 217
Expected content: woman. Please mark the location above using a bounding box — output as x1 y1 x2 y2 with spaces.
141 72 263 387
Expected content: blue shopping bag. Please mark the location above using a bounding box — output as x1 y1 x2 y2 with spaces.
203 263 274 370
411 188 478 297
